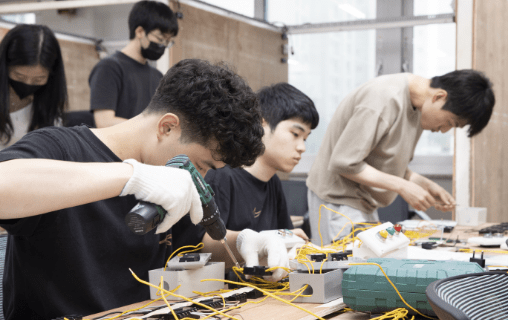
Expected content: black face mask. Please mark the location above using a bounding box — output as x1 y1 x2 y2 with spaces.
9 78 44 100
140 41 166 61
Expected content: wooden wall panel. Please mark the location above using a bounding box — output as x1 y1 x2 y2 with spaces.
58 39 100 111
0 26 99 112
169 1 288 91
472 0 508 222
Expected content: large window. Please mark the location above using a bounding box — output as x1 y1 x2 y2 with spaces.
1 13 35 24
267 0 376 24
199 0 255 17
413 0 456 157
267 0 377 173
204 0 457 174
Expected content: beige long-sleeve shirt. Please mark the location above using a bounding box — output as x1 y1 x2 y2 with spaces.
306 73 423 214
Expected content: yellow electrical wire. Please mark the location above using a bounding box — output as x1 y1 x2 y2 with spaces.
128 267 319 320
370 308 414 320
69 287 181 320
348 263 436 319
403 228 438 245
318 204 356 247
288 284 310 302
129 268 241 320
203 278 327 320
459 248 508 255
159 276 180 320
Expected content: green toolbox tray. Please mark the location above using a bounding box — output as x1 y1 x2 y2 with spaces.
342 258 484 316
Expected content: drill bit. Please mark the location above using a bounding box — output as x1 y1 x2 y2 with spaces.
220 238 241 269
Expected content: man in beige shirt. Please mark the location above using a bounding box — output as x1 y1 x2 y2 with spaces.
307 70 495 246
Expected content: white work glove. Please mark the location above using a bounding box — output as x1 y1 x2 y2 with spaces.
121 159 203 234
236 229 289 282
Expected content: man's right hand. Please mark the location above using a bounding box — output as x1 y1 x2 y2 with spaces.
120 159 203 233
398 180 436 212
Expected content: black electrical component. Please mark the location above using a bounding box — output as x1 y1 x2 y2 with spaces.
157 306 199 320
243 266 272 276
421 242 438 250
478 223 508 234
53 316 82 320
226 292 248 304
443 226 454 233
309 253 326 262
330 250 352 261
195 298 223 309
246 288 264 300
470 250 486 268
179 253 200 262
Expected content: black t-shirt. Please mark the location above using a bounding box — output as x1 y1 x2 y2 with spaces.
89 51 163 119
172 166 293 250
0 126 170 320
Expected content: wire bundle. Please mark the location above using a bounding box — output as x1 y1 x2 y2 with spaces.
65 205 441 320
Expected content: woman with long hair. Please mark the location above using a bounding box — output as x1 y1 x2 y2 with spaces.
0 24 67 149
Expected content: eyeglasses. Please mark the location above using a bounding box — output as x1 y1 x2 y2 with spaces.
149 33 175 49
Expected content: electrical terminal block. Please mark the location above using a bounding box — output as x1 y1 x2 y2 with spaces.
329 250 352 261
243 265 273 276
226 268 274 290
226 292 248 304
309 253 326 262
307 250 352 263
290 255 363 272
166 253 211 270
156 306 199 320
179 253 200 262
195 298 224 309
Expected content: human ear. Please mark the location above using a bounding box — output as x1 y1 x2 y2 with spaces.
156 113 180 140
433 90 448 103
134 26 146 40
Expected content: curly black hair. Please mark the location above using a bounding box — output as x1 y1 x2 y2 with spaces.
144 59 265 168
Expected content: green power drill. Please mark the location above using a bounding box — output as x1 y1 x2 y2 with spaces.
124 154 240 268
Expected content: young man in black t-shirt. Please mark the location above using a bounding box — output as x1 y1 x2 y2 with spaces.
0 59 265 320
90 1 178 128
173 83 319 281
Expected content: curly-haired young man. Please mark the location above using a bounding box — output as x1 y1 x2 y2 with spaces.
0 59 264 320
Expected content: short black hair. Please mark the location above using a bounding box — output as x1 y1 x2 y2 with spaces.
430 69 495 137
128 0 178 39
257 83 319 131
144 59 265 168
0 24 67 144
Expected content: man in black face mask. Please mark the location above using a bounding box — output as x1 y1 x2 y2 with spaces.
89 0 178 128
